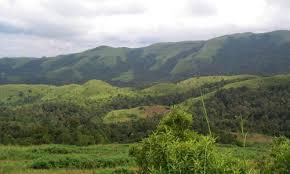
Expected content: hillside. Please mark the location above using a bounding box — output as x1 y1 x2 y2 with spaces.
1 30 290 86
0 75 255 106
0 74 289 145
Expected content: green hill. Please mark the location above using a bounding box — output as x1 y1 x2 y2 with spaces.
0 74 290 145
180 74 290 110
1 30 290 86
0 79 136 106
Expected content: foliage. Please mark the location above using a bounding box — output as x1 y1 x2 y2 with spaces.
0 75 290 145
31 155 131 169
259 137 290 174
186 85 290 138
130 109 248 174
0 143 272 174
0 144 135 173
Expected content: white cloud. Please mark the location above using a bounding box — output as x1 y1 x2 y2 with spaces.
0 0 289 57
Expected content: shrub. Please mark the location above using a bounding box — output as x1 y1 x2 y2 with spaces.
130 109 247 174
31 145 78 154
260 137 290 174
31 155 132 169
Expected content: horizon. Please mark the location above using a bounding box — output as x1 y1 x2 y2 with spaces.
1 0 290 57
1 29 289 59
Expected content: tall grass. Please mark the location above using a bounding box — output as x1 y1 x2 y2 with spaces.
199 88 212 136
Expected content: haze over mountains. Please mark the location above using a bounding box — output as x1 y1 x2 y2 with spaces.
1 30 290 86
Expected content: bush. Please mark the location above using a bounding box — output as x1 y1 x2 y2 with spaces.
31 145 78 154
31 155 131 169
130 109 248 174
260 137 290 174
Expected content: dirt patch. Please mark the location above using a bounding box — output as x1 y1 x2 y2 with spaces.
234 133 273 144
143 105 170 118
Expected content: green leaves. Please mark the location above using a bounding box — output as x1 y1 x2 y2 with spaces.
260 137 290 174
130 109 248 174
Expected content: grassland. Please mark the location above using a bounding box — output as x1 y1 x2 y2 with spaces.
0 143 270 174
0 144 135 174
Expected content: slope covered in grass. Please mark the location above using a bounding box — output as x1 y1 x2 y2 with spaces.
179 74 290 109
0 80 136 105
103 105 170 124
141 75 257 96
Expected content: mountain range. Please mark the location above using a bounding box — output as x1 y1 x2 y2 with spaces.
1 30 290 86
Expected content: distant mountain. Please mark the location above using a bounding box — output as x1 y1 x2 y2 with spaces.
1 30 290 86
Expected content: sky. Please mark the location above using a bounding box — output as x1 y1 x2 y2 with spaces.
0 0 289 57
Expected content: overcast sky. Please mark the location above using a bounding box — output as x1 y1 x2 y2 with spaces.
0 0 289 57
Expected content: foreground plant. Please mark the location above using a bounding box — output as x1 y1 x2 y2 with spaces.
130 109 248 174
259 137 290 174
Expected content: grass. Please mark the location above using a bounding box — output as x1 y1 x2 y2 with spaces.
0 143 270 174
170 37 226 74
0 144 135 174
103 105 170 124
179 74 290 110
142 75 256 96
112 70 134 82
217 143 270 160
0 74 276 106
0 79 135 105
0 74 257 107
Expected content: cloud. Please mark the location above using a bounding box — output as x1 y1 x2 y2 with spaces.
186 0 217 16
0 0 290 57
0 22 24 34
42 0 146 17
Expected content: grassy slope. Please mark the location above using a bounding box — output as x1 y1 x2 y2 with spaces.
141 75 257 96
104 74 290 123
0 75 256 105
104 75 257 123
179 74 290 110
0 80 135 105
103 105 170 124
171 36 226 74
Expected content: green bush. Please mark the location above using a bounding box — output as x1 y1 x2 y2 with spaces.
31 155 132 169
31 145 79 154
260 137 290 174
130 109 248 174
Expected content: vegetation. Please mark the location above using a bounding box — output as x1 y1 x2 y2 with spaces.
130 109 290 173
0 74 289 145
259 137 290 174
130 109 257 173
0 141 276 174
0 144 136 174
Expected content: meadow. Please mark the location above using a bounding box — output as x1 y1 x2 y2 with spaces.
0 143 270 174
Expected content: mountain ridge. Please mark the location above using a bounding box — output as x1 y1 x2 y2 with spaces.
1 30 290 86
